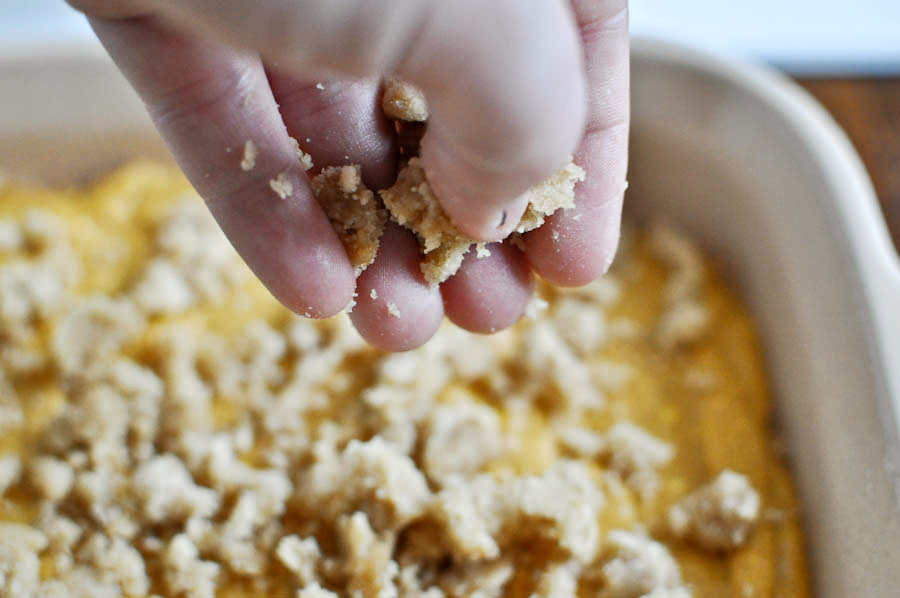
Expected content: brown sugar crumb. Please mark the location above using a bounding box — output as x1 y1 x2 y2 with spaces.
380 157 584 284
311 165 387 274
515 160 586 233
382 77 429 122
269 172 294 199
240 140 257 171
668 470 761 551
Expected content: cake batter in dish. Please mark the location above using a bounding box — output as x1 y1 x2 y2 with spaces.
0 163 807 597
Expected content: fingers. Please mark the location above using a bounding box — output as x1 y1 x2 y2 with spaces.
266 72 397 190
349 223 444 352
90 16 356 316
526 0 630 286
441 243 534 334
144 0 588 242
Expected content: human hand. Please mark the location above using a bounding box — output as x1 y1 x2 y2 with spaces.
70 0 629 351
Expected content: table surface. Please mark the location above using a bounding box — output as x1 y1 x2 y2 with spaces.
797 78 900 253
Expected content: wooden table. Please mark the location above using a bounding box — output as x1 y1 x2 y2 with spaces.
797 79 900 252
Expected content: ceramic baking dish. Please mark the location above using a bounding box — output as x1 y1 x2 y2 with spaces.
1 38 899 595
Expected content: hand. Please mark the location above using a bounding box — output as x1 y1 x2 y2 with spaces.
70 0 629 351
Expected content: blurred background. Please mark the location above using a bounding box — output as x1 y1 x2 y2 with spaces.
2 0 899 74
2 0 898 244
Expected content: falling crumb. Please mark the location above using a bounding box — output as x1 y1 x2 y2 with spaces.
552 230 560 241
240 140 257 171
305 137 312 143
269 172 294 199
315 83 325 90
475 243 491 258
386 302 401 318
369 289 378 300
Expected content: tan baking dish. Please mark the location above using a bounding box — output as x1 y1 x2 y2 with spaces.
1 38 898 595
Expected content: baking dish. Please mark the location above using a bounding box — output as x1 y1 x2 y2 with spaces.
1 38 898 595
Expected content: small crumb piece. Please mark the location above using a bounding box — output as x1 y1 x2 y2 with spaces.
163 534 220 598
0 454 21 496
602 422 674 500
240 140 257 171
29 457 74 502
269 172 294 199
600 530 690 598
386 302 401 318
668 470 761 551
0 219 23 251
382 77 429 121
338 165 360 194
132 257 195 315
369 289 378 300
421 401 503 484
132 454 220 524
311 165 386 273
298 583 339 598
656 300 710 350
289 137 314 171
524 296 549 319
276 535 321 586
315 82 325 90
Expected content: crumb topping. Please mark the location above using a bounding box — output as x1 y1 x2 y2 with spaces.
0 164 800 598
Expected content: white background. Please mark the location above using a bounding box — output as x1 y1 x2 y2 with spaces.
2 0 899 74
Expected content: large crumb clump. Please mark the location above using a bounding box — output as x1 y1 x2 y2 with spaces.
311 165 387 274
380 157 585 284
